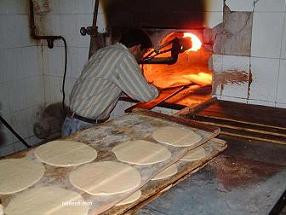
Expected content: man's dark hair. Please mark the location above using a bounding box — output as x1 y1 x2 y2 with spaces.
119 29 152 50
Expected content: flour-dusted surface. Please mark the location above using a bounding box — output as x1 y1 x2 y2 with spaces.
0 111 222 215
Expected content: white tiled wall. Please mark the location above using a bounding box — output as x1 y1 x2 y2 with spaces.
213 0 286 107
40 0 96 105
0 0 97 157
0 0 43 157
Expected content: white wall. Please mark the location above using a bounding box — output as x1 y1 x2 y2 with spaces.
0 0 44 156
213 0 286 108
0 0 101 157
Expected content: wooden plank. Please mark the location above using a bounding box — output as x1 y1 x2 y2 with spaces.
104 138 227 215
125 85 192 113
0 111 220 215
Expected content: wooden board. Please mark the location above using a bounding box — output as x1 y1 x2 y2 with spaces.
104 138 227 215
125 86 188 112
0 110 221 215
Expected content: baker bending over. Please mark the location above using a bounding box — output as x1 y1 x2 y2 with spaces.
62 29 159 136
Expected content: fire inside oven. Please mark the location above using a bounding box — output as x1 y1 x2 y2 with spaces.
141 30 213 108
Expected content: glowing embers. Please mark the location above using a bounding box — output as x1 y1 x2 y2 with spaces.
183 33 202 52
142 30 213 107
182 72 212 86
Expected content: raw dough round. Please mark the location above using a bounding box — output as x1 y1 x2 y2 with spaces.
181 147 206 162
4 186 89 215
69 161 141 195
116 190 142 206
0 158 45 195
112 140 171 165
35 140 97 167
151 164 178 181
152 126 202 147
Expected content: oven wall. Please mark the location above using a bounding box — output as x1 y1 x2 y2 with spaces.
212 0 286 108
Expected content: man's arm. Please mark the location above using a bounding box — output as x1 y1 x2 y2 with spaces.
113 54 159 102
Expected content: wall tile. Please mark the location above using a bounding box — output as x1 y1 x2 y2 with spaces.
247 99 276 107
0 144 15 158
281 13 286 59
59 0 78 14
249 57 279 102
1 15 32 48
276 102 286 108
219 95 247 103
8 77 44 112
69 47 89 79
221 55 250 98
276 59 286 103
44 75 63 104
0 82 11 115
22 46 41 78
211 54 223 96
44 46 65 76
254 0 286 12
0 50 9 83
65 77 77 102
0 0 29 14
225 0 255 12
59 15 79 46
0 126 14 147
76 0 95 14
10 106 41 139
251 12 284 58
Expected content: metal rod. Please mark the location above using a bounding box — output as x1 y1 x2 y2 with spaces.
0 115 30 148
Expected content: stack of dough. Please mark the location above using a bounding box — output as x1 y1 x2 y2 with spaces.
152 126 202 147
4 186 89 215
112 140 171 165
181 147 206 162
116 190 142 206
151 164 178 181
69 161 141 195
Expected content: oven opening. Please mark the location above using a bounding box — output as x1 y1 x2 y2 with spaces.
142 30 213 109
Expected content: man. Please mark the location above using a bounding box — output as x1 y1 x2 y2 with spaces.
62 29 159 136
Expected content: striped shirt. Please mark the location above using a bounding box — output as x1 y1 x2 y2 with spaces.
69 43 159 120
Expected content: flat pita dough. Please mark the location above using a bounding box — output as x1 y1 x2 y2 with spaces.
69 161 141 195
152 126 202 147
116 190 142 206
4 186 89 215
151 164 178 181
35 140 97 167
181 147 206 162
0 158 45 195
112 140 171 165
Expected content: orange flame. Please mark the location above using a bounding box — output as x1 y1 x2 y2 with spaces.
183 33 202 52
